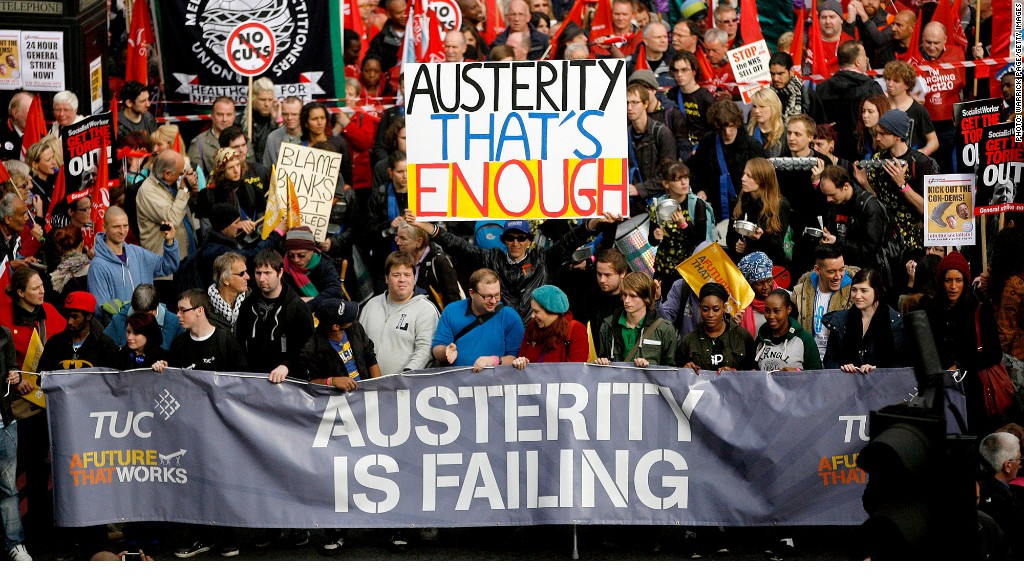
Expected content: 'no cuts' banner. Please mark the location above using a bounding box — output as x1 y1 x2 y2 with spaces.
43 365 956 529
158 0 337 103
404 60 629 221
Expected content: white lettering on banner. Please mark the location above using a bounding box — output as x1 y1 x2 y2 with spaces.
353 455 401 513
418 450 689 511
839 415 869 443
314 382 705 448
90 411 153 439
405 60 628 221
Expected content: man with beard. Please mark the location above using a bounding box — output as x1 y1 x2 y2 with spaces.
431 268 524 371
769 52 825 125
853 109 936 252
236 249 313 380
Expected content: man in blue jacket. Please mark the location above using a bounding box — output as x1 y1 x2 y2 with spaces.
87 206 179 317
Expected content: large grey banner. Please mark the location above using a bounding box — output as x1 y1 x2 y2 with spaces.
43 365 946 529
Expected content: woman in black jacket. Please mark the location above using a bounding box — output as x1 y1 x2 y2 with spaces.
726 157 793 268
116 312 165 369
921 251 1004 435
822 268 904 373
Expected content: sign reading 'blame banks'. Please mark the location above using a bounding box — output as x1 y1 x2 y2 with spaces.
404 60 629 221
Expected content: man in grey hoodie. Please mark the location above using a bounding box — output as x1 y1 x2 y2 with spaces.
87 206 179 316
358 251 439 374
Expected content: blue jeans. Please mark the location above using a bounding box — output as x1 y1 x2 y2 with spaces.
0 421 24 551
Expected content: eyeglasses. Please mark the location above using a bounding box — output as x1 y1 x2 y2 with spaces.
177 306 198 314
716 18 738 24
626 100 644 107
232 271 248 277
503 235 531 243
475 292 502 301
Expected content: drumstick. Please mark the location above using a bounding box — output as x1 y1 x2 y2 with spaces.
339 259 350 300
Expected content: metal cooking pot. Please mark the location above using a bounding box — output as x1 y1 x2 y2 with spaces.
733 219 758 237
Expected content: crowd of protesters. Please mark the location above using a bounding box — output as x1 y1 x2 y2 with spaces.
0 0 1020 563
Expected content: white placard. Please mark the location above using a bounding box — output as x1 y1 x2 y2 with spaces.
404 60 629 221
20 30 64 91
728 39 770 103
274 142 342 242
0 29 21 90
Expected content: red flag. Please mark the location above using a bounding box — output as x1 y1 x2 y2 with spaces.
482 0 506 45
633 43 650 70
808 0 828 79
44 168 65 233
695 46 715 84
989 0 1012 96
421 11 446 62
738 0 764 44
0 257 9 295
790 7 805 72
900 9 923 63
92 144 109 235
930 0 967 54
343 0 370 62
126 0 153 84
20 95 46 160
589 0 613 38
548 0 585 58
0 162 9 186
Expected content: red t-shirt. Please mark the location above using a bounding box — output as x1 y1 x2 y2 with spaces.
920 48 966 122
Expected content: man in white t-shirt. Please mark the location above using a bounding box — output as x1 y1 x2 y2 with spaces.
791 243 860 358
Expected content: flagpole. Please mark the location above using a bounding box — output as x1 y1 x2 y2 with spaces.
145 0 167 95
972 0 981 96
247 76 253 144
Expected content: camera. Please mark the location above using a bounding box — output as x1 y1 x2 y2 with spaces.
121 552 143 561
159 223 172 232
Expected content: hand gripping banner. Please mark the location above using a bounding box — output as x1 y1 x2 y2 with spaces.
44 365 961 529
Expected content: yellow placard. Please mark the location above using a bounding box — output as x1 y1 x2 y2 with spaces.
675 243 755 317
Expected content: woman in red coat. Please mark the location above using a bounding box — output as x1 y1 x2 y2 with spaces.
0 266 65 542
1 266 66 368
513 285 589 368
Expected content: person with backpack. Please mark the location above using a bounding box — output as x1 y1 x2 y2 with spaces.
594 272 679 368
648 160 714 289
817 164 892 274
852 109 937 252
430 268 524 372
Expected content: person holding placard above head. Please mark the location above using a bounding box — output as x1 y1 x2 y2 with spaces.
407 212 620 324
627 82 677 215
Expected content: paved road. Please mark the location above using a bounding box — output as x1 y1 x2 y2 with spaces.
33 525 862 561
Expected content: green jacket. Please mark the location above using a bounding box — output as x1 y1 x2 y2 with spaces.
596 309 679 366
678 316 755 371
